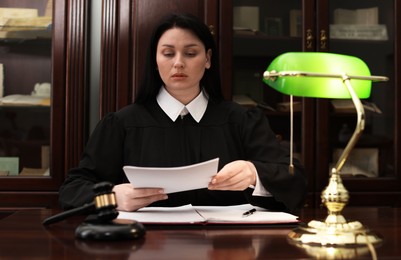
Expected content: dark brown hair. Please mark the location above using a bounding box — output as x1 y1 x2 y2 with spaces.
135 13 224 104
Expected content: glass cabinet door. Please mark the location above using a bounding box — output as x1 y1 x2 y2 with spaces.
316 0 400 203
0 0 52 177
232 0 304 156
232 0 316 206
328 0 395 177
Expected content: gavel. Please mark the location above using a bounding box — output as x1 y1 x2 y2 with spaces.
43 182 119 225
42 182 145 240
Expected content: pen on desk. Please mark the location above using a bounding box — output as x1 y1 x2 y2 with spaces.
242 208 256 217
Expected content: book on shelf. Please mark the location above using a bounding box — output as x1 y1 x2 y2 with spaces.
331 148 379 178
1 16 51 30
264 17 282 36
233 27 259 36
333 7 378 25
289 9 302 37
0 157 19 176
257 102 276 112
0 94 50 106
19 167 49 176
41 146 50 170
276 101 302 112
330 24 388 41
331 7 387 41
0 17 52 39
0 8 38 21
0 63 3 98
233 95 258 107
0 7 51 39
45 0 53 17
0 8 38 32
233 6 260 32
331 99 382 114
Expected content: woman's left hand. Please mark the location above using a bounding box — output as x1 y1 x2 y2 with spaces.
208 160 257 191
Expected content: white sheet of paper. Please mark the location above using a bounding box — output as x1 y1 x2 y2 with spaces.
123 158 219 194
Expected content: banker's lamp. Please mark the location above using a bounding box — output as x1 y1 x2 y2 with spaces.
263 52 388 247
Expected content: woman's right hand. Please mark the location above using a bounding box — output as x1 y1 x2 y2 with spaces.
112 183 168 211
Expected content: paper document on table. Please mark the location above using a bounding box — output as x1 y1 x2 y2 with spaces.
118 204 205 224
117 204 299 225
123 158 219 194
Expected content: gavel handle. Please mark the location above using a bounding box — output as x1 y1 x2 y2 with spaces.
42 202 95 226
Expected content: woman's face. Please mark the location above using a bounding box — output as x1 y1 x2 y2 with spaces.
156 27 211 103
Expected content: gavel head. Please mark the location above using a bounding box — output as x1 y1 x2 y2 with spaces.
93 182 119 222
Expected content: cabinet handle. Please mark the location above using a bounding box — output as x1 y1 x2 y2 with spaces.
208 25 215 35
306 29 313 50
320 30 327 50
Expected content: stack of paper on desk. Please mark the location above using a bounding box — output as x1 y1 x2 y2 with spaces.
117 204 299 225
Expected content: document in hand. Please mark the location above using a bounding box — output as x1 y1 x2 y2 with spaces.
123 158 219 194
117 204 299 225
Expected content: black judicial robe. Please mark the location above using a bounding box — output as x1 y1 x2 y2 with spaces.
59 100 307 213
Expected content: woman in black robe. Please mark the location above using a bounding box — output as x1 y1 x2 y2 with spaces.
59 13 307 214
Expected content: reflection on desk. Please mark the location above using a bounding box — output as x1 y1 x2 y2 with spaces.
0 207 400 259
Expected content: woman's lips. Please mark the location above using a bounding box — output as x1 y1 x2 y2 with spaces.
172 73 187 79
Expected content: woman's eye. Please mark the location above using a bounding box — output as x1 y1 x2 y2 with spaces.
164 52 174 57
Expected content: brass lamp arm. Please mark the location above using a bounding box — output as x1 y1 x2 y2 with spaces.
263 70 388 82
332 74 365 175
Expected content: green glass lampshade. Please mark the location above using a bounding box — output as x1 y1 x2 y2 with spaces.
263 52 372 99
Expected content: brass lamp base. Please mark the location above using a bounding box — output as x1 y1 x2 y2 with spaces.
287 171 382 259
287 217 382 259
288 217 382 246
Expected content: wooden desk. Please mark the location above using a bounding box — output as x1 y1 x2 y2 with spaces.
0 207 400 259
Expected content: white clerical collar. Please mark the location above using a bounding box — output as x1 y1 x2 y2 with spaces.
156 86 208 122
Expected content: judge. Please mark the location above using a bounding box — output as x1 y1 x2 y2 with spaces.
59 13 307 214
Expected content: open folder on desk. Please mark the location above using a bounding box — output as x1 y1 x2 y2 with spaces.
117 204 299 225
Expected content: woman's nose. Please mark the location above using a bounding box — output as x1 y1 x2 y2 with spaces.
173 55 184 68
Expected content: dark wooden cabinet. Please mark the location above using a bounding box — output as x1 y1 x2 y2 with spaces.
0 0 89 209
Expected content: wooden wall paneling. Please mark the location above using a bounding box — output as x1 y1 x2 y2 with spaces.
51 0 67 187
218 0 232 100
101 0 132 115
395 0 401 195
301 0 317 208
116 0 133 110
64 0 89 172
100 0 133 116
100 0 118 116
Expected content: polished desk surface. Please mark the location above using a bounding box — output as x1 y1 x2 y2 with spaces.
0 207 400 259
